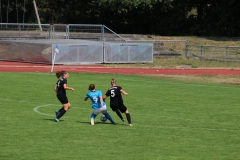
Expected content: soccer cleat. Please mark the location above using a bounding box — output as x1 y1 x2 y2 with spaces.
121 118 124 122
129 124 133 126
54 118 60 122
55 110 60 117
90 118 94 125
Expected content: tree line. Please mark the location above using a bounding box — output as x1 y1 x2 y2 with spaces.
0 0 239 37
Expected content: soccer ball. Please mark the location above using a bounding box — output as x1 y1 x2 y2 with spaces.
100 115 107 122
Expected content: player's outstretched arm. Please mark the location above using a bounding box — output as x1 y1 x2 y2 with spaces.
63 84 74 91
120 89 128 96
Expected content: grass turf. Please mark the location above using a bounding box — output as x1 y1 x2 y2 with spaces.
0 72 239 160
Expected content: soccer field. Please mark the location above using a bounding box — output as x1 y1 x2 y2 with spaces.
0 72 239 160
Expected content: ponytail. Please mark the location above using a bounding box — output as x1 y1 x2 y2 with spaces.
56 70 67 78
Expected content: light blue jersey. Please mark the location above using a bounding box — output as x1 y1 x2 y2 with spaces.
85 90 105 109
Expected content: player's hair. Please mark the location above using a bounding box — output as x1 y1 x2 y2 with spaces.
111 78 116 85
88 84 95 91
56 70 68 78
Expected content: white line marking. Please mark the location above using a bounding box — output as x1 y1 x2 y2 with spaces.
2 98 239 132
33 104 55 116
33 104 90 117
30 104 240 132
1 98 237 125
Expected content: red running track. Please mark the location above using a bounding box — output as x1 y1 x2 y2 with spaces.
0 61 240 75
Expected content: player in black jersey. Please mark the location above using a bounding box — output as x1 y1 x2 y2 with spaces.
103 78 132 126
54 70 75 122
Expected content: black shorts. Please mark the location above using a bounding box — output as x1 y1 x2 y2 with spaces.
110 103 127 113
57 94 68 104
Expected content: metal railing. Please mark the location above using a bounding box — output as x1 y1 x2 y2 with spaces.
186 44 240 62
0 23 51 40
128 40 240 62
0 23 126 42
127 40 187 57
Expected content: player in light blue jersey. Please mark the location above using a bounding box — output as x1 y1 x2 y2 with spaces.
84 84 115 125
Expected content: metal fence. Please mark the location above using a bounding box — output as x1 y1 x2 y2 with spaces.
1 23 240 62
104 42 153 63
0 23 126 42
0 23 51 40
53 42 104 64
186 44 240 62
127 40 187 58
0 39 153 64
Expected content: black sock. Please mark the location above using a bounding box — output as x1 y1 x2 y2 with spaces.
116 110 123 120
59 107 64 112
57 109 66 119
126 113 132 124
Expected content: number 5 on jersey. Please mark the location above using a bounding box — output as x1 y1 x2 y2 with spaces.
111 90 115 97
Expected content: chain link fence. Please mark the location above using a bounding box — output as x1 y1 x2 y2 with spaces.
186 44 240 62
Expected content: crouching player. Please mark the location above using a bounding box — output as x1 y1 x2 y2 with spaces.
84 84 115 125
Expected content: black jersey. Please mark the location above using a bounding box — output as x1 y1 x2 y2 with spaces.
56 78 67 95
105 86 123 106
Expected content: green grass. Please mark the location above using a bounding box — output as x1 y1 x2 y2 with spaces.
1 72 240 160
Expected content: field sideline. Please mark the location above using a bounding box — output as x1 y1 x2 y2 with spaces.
0 61 240 75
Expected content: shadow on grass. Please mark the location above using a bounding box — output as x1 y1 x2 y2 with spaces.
43 118 65 122
42 119 126 125
76 121 126 126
